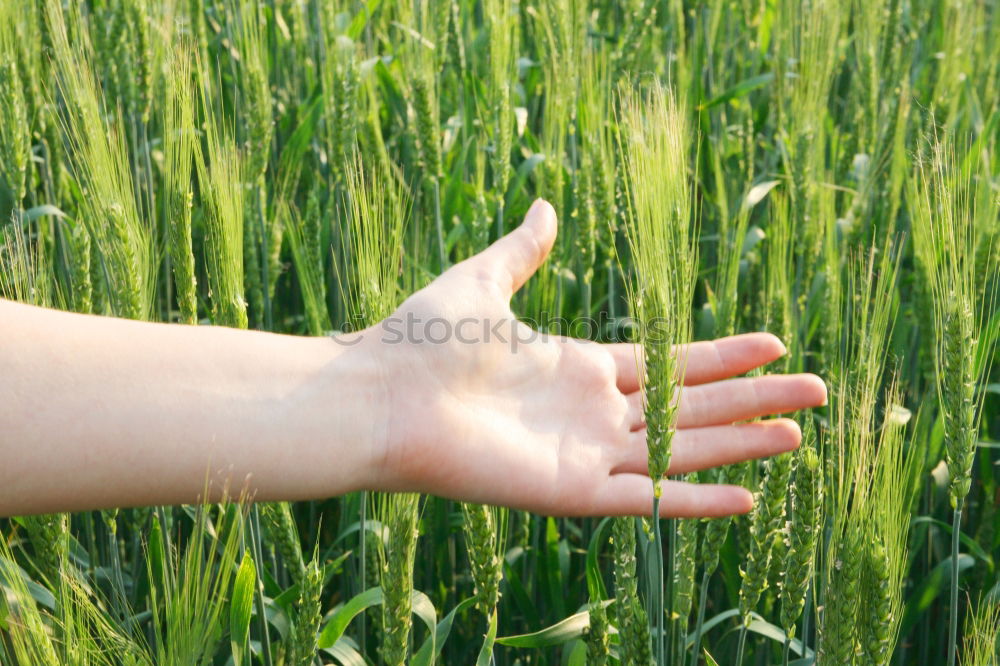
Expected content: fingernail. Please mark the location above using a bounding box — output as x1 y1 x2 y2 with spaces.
777 338 788 356
524 198 555 231
527 198 548 217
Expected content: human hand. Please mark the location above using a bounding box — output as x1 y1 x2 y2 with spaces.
356 199 827 517
0 198 826 516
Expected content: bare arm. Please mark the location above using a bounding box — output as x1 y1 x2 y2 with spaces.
0 200 827 518
0 298 381 514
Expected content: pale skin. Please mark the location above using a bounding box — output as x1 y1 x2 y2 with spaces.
0 199 827 518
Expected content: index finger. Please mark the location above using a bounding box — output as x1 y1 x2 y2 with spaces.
607 332 788 393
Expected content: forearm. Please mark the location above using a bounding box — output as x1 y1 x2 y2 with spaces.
0 299 383 516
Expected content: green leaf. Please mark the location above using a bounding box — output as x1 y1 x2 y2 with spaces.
742 226 766 255
685 609 740 647
711 613 812 657
331 519 385 549
743 180 781 209
412 597 477 666
476 609 499 666
585 517 612 600
503 558 542 629
901 554 975 636
346 0 381 40
230 552 257 666
0 558 56 610
703 648 721 666
544 518 567 620
697 73 775 110
504 153 546 209
497 601 613 648
564 639 587 666
317 587 384 649
743 618 812 657
411 589 439 655
263 600 292 641
910 517 994 568
321 637 367 666
147 515 166 595
20 204 68 223
975 308 1000 378
317 587 437 652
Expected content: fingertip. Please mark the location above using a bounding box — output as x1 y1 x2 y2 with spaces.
771 417 802 452
772 334 788 358
527 197 556 221
705 332 787 382
652 481 756 518
799 373 828 406
524 198 558 249
752 332 787 361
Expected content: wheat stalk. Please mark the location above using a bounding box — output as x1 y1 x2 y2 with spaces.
618 83 696 664
910 135 999 666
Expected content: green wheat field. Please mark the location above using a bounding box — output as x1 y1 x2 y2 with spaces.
1 0 999 664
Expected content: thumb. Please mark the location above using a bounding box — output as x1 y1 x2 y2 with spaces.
462 198 558 298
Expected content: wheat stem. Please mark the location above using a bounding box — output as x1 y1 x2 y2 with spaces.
690 570 711 665
736 625 748 664
651 497 664 665
947 503 962 666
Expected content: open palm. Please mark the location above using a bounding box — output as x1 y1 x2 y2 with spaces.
365 200 827 517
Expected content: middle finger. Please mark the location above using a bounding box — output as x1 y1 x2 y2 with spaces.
676 373 826 428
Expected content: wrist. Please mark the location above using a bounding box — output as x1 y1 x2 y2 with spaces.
287 332 392 497
265 337 388 499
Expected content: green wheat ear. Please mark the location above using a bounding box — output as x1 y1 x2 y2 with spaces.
462 502 508 614
618 83 696 492
290 558 324 666
323 34 360 187
961 597 1000 666
910 137 997 510
672 492 699 636
67 221 93 315
822 528 863 663
739 448 793 625
163 45 198 325
585 600 611 666
194 64 248 331
863 534 893 664
0 49 29 213
611 516 654 666
483 0 518 231
0 535 62 664
780 421 822 640
21 513 68 585
374 492 421 666
44 0 155 322
258 502 306 586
